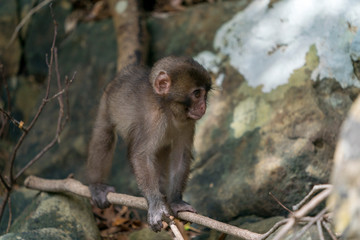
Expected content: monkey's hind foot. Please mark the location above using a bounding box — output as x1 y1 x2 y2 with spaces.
169 200 197 217
89 183 116 209
147 201 171 232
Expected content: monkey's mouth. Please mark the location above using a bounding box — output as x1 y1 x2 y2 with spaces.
187 111 203 120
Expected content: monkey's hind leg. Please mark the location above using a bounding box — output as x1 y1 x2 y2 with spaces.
87 96 117 209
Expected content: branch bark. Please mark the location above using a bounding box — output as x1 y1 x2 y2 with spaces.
272 187 333 240
24 175 263 240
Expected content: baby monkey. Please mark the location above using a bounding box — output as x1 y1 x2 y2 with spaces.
87 56 212 232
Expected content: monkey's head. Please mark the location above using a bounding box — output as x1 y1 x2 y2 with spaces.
150 56 212 121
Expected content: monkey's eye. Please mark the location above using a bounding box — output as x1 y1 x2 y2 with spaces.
193 89 201 98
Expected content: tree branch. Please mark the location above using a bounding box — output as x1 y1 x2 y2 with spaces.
0 190 10 228
7 0 53 49
272 187 333 240
24 175 263 240
292 184 332 211
0 3 73 225
164 216 185 240
0 108 27 133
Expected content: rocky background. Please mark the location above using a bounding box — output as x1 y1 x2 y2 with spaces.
1 0 360 239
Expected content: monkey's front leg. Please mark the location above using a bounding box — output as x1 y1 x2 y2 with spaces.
131 154 171 232
89 183 116 209
167 149 197 216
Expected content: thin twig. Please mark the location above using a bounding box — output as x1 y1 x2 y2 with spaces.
14 22 74 180
8 2 59 182
269 192 293 214
0 190 10 226
0 174 10 190
272 187 332 240
259 219 289 240
164 216 185 240
272 218 296 240
292 184 332 211
6 197 12 233
170 221 185 240
7 0 53 48
0 108 27 133
292 208 327 240
15 122 61 179
293 187 332 218
43 88 66 102
64 73 75 122
0 3 74 227
317 220 325 240
322 221 338 240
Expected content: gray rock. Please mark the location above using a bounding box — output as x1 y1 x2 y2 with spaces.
129 228 172 240
0 189 100 240
147 1 251 61
187 45 359 221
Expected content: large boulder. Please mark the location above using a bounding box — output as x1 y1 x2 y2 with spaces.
0 188 99 240
184 0 360 221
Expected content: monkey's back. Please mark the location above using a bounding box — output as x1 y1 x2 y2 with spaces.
104 65 167 145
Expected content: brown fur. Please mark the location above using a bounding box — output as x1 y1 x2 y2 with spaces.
87 56 211 232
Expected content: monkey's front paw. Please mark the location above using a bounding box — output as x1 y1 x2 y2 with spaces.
89 183 116 209
169 200 197 217
147 203 170 232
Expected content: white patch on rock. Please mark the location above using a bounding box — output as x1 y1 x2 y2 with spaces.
197 0 360 92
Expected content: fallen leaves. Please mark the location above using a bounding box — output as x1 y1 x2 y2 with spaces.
92 205 144 239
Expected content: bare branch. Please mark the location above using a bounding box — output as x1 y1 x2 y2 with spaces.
258 219 289 240
24 176 263 240
170 221 184 240
0 2 74 226
43 88 66 103
14 52 74 180
0 190 10 226
293 187 332 218
0 174 10 190
8 7 57 181
272 218 296 240
322 221 338 240
269 192 293 214
0 108 27 133
9 3 74 182
6 197 12 233
272 187 333 240
317 220 325 240
7 0 53 48
164 216 185 240
292 184 332 211
22 176 337 240
292 208 327 240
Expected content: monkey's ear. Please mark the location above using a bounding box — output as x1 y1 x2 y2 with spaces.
154 71 171 95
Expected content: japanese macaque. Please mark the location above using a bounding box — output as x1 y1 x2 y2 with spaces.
87 56 211 232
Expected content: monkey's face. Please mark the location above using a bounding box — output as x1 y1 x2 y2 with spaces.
185 87 208 120
151 57 212 121
169 69 211 121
